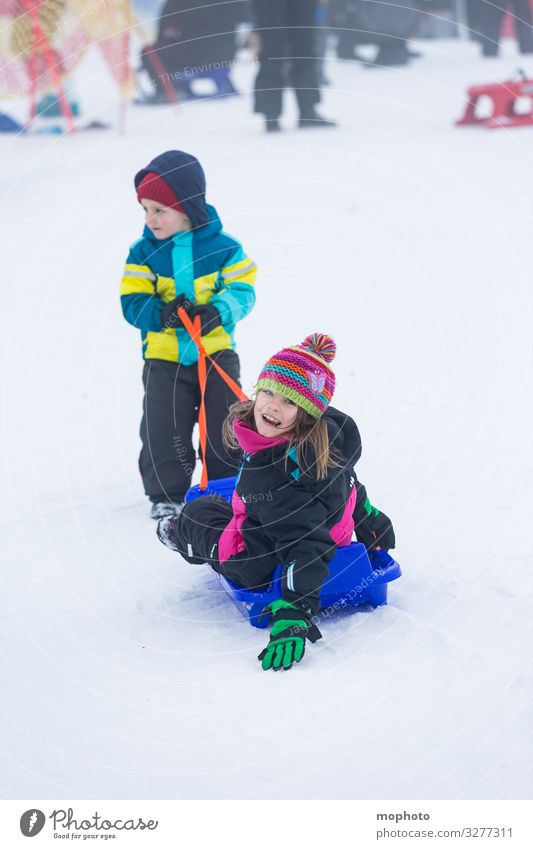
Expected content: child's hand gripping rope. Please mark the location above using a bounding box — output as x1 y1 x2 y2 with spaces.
160 297 221 335
160 294 192 329
258 599 322 671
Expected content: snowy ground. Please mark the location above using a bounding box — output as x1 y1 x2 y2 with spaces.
1 37 532 800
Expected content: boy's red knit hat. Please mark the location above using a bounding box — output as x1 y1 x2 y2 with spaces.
136 171 185 213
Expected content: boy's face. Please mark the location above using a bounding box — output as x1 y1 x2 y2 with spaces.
254 389 299 437
141 199 191 239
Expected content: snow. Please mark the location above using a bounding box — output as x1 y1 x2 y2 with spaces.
1 37 532 801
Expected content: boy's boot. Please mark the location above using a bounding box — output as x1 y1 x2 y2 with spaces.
156 515 180 550
150 500 184 520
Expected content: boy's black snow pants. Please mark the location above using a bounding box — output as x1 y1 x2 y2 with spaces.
172 495 279 591
139 351 241 503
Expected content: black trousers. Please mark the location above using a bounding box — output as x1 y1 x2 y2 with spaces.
139 351 241 502
254 0 320 119
173 495 278 591
470 0 533 55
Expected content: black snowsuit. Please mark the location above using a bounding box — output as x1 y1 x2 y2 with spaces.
253 0 321 119
172 406 370 613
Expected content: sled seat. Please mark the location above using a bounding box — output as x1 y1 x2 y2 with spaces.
185 476 401 628
456 78 533 129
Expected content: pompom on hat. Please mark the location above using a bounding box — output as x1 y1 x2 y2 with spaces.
256 333 336 418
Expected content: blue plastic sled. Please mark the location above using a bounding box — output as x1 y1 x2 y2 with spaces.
185 476 401 628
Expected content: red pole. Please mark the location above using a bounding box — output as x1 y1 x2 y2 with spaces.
145 45 180 107
23 0 76 133
27 47 37 127
117 0 133 134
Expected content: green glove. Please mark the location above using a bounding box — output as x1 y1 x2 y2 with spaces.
258 599 322 671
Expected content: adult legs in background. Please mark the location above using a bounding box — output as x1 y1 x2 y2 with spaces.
511 0 533 53
254 28 287 122
476 0 506 56
315 2 330 85
288 0 322 120
466 0 484 41
476 0 533 56
371 36 410 66
253 0 333 129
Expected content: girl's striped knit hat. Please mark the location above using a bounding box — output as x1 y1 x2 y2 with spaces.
256 333 336 419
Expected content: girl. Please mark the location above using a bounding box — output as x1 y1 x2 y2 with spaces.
157 333 395 671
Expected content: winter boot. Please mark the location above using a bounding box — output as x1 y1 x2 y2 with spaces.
265 117 281 133
150 501 184 520
156 515 181 551
298 109 336 129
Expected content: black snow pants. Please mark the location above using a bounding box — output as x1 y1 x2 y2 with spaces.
472 0 533 56
139 351 241 503
172 495 279 591
253 0 320 119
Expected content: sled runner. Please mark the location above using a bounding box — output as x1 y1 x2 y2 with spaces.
185 476 402 628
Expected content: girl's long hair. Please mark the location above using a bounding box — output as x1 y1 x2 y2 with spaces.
222 398 341 481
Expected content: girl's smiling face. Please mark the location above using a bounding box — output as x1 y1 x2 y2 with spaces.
254 389 298 437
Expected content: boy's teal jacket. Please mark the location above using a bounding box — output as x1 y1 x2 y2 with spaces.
120 204 257 364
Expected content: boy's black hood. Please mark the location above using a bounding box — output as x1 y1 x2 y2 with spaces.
134 150 209 228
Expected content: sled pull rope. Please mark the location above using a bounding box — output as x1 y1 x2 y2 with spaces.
177 306 248 490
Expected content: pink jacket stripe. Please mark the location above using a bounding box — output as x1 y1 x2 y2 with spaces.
218 481 357 565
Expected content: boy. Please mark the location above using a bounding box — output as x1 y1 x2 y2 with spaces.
121 150 257 518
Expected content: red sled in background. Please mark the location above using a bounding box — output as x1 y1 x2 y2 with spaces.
456 73 533 129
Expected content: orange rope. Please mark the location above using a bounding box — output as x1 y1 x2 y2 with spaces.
177 306 249 489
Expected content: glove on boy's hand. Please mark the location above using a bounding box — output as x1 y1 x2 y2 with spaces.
258 599 322 671
160 295 191 329
188 303 222 335
355 498 395 551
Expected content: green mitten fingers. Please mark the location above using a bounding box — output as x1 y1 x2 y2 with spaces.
259 614 308 671
258 599 321 672
261 632 307 670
